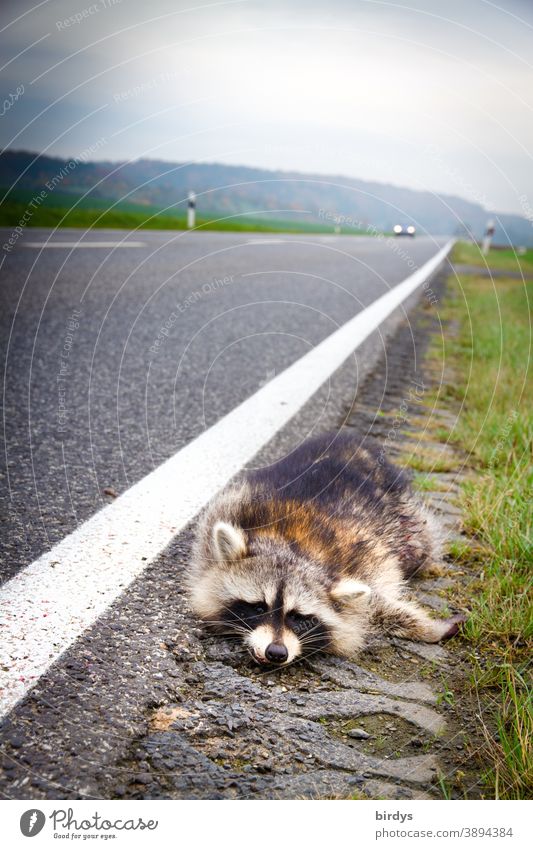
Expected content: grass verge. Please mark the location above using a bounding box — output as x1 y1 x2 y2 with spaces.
452 241 533 273
442 244 532 798
0 189 368 235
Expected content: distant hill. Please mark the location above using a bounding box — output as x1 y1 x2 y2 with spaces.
1 149 531 245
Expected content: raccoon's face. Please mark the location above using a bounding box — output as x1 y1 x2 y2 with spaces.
221 590 330 665
190 520 372 665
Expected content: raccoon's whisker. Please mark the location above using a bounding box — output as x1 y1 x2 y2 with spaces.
205 619 252 636
299 621 323 635
299 630 325 644
286 642 329 668
297 624 325 644
212 631 246 638
267 601 287 616
208 617 248 628
219 606 254 631
218 627 250 636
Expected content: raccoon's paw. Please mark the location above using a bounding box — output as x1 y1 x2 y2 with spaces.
439 613 468 641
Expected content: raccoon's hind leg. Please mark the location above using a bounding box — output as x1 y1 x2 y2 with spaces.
371 595 466 643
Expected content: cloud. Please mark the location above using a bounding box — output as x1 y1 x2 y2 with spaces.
1 0 532 214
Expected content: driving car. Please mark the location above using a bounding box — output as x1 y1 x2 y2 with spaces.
393 224 416 236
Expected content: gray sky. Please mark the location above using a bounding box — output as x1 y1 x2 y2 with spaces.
2 0 533 214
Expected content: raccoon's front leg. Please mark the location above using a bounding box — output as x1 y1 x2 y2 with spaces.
371 595 466 643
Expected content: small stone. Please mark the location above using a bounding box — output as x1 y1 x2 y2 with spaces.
348 728 371 739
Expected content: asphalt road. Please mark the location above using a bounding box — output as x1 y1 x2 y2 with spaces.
1 228 446 584
0 228 450 800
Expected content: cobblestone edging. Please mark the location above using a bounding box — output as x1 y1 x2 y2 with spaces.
110 274 485 801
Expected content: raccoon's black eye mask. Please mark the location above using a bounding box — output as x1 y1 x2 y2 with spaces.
285 610 318 635
285 610 318 633
223 599 268 629
242 601 267 616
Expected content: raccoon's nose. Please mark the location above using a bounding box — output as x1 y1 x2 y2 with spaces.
265 642 288 664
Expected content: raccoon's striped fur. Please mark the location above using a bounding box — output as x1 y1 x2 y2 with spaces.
187 431 465 666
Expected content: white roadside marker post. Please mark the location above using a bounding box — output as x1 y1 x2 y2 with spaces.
482 219 495 255
187 191 196 229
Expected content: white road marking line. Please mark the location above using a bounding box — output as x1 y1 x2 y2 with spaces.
22 241 146 249
0 240 453 718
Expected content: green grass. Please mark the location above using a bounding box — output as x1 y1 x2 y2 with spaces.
0 188 369 235
446 538 487 564
442 244 532 798
1 187 172 215
437 772 454 799
399 449 458 473
453 241 533 273
436 685 455 707
412 472 443 493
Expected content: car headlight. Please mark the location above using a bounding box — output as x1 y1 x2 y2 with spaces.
393 224 403 234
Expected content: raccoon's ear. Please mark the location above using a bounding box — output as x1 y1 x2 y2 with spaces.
212 521 247 562
331 578 371 604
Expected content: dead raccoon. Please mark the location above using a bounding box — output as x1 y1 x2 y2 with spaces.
187 431 465 665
